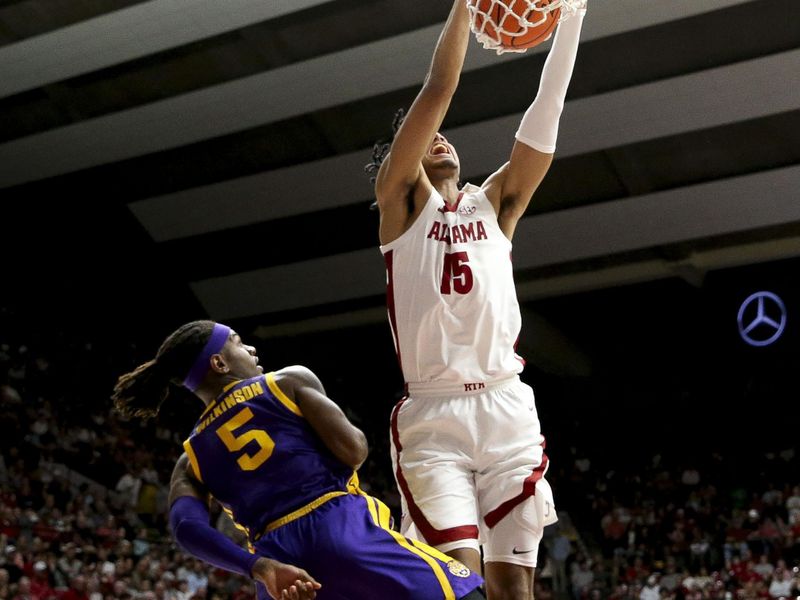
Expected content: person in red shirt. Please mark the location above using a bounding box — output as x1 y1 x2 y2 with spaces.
28 562 55 600
59 575 89 600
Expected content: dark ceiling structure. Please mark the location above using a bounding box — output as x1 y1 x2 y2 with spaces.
2 0 799 374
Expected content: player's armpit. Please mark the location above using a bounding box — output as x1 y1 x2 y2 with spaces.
375 163 431 246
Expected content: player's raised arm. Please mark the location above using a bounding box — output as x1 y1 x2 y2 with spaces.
275 366 369 470
485 5 586 239
374 0 471 220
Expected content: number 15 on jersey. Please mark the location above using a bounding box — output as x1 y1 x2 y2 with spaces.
440 251 473 295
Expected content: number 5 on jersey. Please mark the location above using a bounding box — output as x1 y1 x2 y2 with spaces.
216 408 274 470
441 251 473 295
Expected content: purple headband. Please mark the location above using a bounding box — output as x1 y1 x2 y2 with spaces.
182 323 231 392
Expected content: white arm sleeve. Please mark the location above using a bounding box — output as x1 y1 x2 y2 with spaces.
515 8 586 154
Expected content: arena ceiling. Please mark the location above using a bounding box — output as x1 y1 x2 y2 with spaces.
2 0 799 351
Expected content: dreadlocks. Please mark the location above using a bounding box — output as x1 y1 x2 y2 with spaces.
364 108 406 186
112 320 215 419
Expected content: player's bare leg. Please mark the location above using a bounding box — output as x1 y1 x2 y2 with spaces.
485 562 533 600
447 547 483 576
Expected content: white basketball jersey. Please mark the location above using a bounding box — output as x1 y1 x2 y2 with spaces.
380 183 524 385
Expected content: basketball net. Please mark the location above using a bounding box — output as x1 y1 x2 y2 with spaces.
467 0 585 54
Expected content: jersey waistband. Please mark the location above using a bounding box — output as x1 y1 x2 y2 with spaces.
406 374 520 398
255 473 362 539
259 490 349 537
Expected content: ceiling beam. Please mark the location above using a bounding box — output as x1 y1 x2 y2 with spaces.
0 0 336 99
131 49 800 241
252 235 800 338
0 0 757 188
191 165 800 319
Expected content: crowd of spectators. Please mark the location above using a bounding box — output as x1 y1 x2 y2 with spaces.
0 305 797 600
546 448 800 600
0 312 256 598
0 306 403 599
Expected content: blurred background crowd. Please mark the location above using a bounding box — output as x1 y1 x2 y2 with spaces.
0 301 797 600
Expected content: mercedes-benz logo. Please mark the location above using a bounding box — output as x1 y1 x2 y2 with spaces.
737 291 787 347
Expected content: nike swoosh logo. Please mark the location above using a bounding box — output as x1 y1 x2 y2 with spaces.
512 547 535 554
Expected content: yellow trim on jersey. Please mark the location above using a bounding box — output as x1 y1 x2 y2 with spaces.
262 491 348 534
222 505 251 536
197 380 243 420
362 495 456 600
182 439 203 483
221 505 255 552
214 501 255 553
198 400 217 420
266 372 303 416
346 472 362 494
222 379 242 393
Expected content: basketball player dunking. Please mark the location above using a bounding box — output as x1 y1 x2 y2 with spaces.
369 0 587 597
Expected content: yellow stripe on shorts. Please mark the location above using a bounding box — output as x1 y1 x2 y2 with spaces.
410 538 459 564
363 496 455 600
363 493 379 523
375 497 393 530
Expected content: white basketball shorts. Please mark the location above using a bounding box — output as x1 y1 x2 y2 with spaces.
389 376 557 567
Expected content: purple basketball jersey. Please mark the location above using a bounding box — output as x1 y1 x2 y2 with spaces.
183 373 354 539
183 372 483 599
